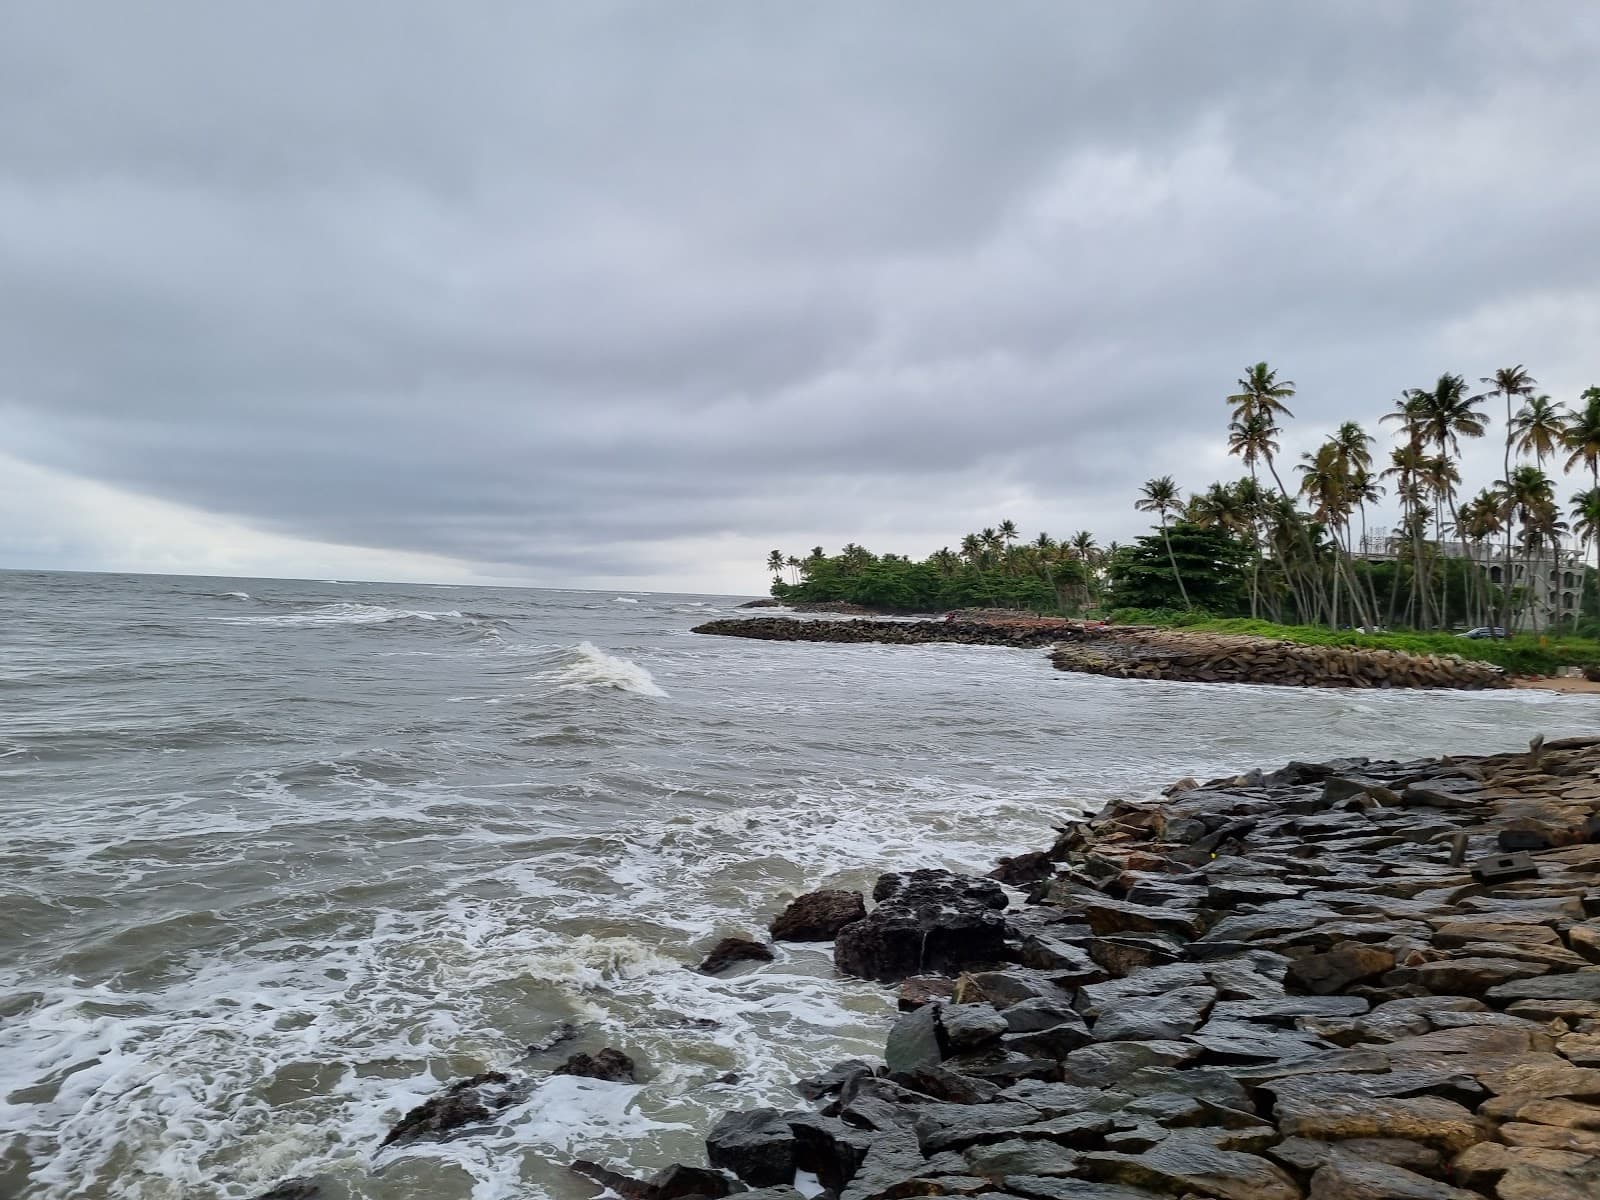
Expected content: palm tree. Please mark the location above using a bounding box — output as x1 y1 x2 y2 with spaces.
1069 530 1099 608
766 550 785 579
1135 475 1190 608
1479 365 1538 630
785 555 802 584
1512 394 1566 468
1498 465 1558 630
1561 388 1600 623
998 519 1019 548
1570 488 1600 629
959 533 981 565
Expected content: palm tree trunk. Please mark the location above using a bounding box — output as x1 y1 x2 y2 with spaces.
1159 516 1191 608
1501 391 1517 633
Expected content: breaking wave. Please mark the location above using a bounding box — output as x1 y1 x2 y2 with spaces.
612 597 639 604
540 642 668 697
220 603 468 627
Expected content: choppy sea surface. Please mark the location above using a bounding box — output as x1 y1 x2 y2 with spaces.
2 569 1593 1200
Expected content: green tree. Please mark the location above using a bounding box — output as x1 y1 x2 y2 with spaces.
1135 475 1191 608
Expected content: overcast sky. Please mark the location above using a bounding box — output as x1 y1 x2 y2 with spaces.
3 2 1598 593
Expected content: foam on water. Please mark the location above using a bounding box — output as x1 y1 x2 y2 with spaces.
220 603 468 627
612 596 640 604
540 641 669 697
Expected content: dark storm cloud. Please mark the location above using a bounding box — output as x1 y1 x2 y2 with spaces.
3 1 1599 586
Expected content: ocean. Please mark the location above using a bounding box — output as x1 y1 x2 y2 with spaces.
0 570 1586 1200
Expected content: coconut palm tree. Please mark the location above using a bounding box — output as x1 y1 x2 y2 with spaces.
1135 475 1190 608
998 519 1019 548
766 550 785 578
1570 488 1600 629
1512 394 1566 468
1480 365 1539 629
1498 465 1558 630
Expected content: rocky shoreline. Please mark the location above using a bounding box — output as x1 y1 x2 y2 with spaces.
260 738 1600 1200
693 617 1509 691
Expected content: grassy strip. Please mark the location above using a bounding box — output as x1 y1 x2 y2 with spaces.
1104 609 1600 676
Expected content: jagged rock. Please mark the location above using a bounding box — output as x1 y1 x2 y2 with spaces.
787 1112 878 1191
1000 1021 1093 1061
1498 1121 1600 1153
889 1065 1002 1104
992 850 1055 886
999 997 1085 1034
1475 1058 1600 1100
380 1071 525 1147
1082 897 1207 940
705 1107 798 1186
961 1138 1081 1179
1286 942 1396 994
1019 934 1102 979
770 890 867 941
998 1180 1170 1200
962 969 1077 1010
1084 934 1184 976
916 1107 1115 1155
1081 1131 1301 1200
554 1047 637 1082
697 936 776 975
835 870 1009 983
796 1059 874 1101
885 1004 946 1073
1091 985 1215 1042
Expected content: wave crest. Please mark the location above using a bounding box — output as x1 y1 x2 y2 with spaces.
542 642 668 698
222 603 467 627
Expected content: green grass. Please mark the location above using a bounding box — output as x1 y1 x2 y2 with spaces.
1103 609 1600 676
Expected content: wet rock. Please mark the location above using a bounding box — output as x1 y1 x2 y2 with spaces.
1184 1018 1334 1063
554 1048 637 1083
889 1065 1002 1105
787 1112 879 1191
991 850 1055 886
380 1071 525 1147
1082 897 1207 940
570 1160 743 1200
961 969 1077 1010
899 975 957 1010
1091 985 1215 1042
835 870 1010 984
999 1180 1169 1200
1475 1058 1600 1100
705 1107 798 1187
795 1059 873 1102
1081 1131 1301 1200
1286 942 1396 994
941 1004 1009 1051
1000 1021 1094 1061
940 1047 1061 1087
770 890 867 941
1084 934 1184 976
1018 934 1102 980
1306 1156 1478 1199
1384 955 1548 995
697 936 776 975
1498 1120 1600 1153
885 1004 947 1074
253 1180 321 1200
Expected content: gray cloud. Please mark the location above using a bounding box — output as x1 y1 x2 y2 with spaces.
2 1 1599 588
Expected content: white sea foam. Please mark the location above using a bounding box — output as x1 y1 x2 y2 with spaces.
612 596 639 604
217 591 251 600
541 642 668 697
219 603 467 627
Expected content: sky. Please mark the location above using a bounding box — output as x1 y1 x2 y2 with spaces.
3 2 1599 594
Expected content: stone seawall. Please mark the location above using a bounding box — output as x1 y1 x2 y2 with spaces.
1051 627 1508 691
692 617 1509 691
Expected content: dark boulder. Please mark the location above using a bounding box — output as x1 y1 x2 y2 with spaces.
1285 942 1395 995
770 890 868 941
253 1181 322 1200
706 1107 799 1187
835 870 1010 984
796 1059 875 1101
885 1004 947 1073
697 937 776 975
554 1047 637 1082
380 1071 525 1147
570 1160 743 1200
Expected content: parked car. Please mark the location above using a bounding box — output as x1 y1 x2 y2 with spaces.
1458 626 1508 639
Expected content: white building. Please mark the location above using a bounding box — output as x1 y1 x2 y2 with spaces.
1357 528 1584 630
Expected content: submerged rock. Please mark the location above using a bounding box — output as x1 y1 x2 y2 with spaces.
379 1071 525 1147
697 936 776 975
553 1047 637 1082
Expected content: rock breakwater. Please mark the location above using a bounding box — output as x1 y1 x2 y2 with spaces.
693 616 1509 690
603 738 1600 1200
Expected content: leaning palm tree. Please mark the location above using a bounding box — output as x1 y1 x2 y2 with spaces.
1135 475 1190 608
1570 487 1600 627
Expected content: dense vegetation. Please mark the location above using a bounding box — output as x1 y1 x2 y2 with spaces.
767 361 1600 642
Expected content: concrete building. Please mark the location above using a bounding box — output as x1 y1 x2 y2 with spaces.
1357 527 1584 630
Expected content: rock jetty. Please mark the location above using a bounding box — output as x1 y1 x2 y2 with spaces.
692 616 1508 690
613 737 1600 1200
